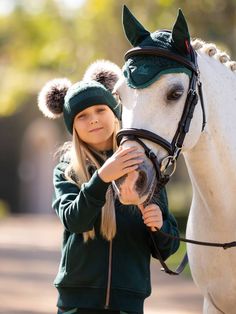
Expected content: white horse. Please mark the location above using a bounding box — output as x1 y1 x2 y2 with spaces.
114 6 236 314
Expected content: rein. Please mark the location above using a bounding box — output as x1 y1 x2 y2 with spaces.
116 44 236 275
149 228 236 276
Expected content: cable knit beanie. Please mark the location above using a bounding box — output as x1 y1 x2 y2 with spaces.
38 60 122 134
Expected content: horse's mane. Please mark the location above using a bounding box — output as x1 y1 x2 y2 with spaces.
191 39 236 73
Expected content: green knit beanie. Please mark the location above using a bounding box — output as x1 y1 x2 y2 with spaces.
38 60 122 134
64 80 121 133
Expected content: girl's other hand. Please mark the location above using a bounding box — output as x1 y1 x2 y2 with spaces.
98 146 144 183
138 204 163 231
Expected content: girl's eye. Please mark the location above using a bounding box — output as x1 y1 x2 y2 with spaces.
167 88 184 101
77 114 86 120
97 108 106 113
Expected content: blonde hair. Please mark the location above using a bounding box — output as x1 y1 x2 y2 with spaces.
64 118 120 242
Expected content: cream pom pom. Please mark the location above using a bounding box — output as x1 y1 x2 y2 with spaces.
38 78 72 119
83 60 122 92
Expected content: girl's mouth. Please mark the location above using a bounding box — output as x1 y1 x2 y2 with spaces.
89 127 104 132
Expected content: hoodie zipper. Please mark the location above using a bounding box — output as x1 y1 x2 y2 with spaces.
104 240 113 309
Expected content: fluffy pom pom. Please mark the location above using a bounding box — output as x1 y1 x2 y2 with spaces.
38 78 72 119
83 60 122 92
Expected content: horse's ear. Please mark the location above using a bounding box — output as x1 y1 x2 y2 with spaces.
172 9 191 55
122 5 150 47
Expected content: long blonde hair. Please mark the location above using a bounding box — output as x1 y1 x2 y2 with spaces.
64 118 120 242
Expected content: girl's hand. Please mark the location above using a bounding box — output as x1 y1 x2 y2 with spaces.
98 146 144 183
138 204 163 231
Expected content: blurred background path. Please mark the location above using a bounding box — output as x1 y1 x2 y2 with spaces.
0 215 203 314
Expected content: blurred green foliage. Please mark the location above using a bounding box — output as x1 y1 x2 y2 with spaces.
166 241 190 276
0 198 10 218
0 0 235 116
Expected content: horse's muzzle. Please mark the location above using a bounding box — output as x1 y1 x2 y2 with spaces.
114 158 156 205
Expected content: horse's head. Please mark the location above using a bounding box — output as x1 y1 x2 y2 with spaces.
114 6 205 205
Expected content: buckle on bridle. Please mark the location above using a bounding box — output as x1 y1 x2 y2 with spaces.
173 145 182 160
160 156 177 177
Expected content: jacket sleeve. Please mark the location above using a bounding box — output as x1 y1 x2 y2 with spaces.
150 188 180 261
52 162 110 233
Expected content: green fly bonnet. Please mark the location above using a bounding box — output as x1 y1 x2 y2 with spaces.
122 6 192 89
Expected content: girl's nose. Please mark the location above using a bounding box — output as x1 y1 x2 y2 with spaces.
90 118 98 124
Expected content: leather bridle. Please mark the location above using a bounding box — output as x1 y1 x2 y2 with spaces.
116 43 236 275
117 45 206 190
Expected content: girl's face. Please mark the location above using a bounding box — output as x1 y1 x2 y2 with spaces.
74 104 117 151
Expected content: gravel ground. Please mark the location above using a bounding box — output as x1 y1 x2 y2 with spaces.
0 215 203 314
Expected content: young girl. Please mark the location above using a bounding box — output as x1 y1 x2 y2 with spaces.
38 61 180 314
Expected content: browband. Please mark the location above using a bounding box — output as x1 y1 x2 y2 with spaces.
124 46 198 75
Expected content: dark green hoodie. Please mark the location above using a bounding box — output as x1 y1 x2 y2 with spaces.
52 159 179 313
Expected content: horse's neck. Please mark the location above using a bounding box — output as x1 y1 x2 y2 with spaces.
184 52 236 222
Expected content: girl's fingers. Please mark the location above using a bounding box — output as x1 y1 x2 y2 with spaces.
118 148 145 160
143 210 161 218
143 204 159 210
122 152 145 160
144 220 162 230
150 227 157 232
144 216 161 224
138 204 144 213
119 152 145 162
142 206 161 214
140 204 163 229
118 146 139 157
143 211 161 220
145 221 159 227
122 158 144 169
143 211 160 218
122 164 139 174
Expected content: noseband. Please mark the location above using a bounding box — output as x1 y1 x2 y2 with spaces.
116 45 206 190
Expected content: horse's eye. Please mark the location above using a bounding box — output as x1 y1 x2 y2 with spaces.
167 89 184 101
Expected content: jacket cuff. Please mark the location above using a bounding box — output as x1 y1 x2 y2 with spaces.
151 220 172 244
160 219 171 233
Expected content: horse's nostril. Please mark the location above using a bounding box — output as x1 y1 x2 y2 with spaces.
136 171 147 190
